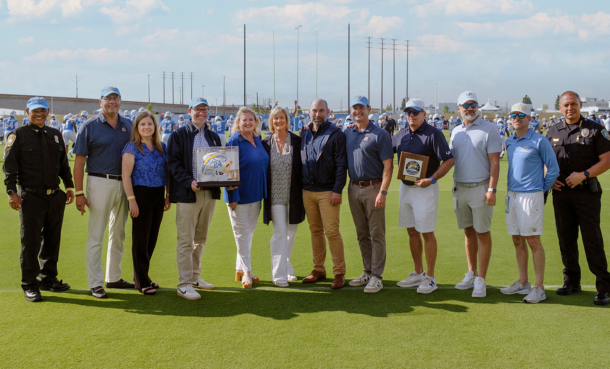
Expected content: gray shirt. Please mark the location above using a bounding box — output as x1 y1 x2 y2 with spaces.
449 115 502 183
344 121 394 181
189 121 209 179
73 113 133 175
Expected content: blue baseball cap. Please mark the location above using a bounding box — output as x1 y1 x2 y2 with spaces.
26 96 49 110
189 97 209 109
350 95 370 107
101 86 121 98
404 98 425 111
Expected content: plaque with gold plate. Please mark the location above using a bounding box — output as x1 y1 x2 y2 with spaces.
397 152 429 182
196 146 241 188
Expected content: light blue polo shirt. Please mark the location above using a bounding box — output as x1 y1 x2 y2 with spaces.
345 121 394 181
505 130 559 193
73 113 133 175
450 115 503 183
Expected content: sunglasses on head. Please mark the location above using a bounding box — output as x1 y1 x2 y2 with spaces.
510 113 526 119
460 102 478 109
405 109 423 116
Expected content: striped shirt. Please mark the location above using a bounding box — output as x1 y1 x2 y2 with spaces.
189 121 209 179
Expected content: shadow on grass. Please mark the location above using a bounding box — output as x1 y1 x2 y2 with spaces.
40 281 605 320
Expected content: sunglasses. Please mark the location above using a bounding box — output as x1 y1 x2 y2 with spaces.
510 113 526 119
405 109 423 116
460 102 478 109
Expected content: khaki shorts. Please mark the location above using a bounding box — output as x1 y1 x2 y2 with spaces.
505 191 544 236
453 182 493 233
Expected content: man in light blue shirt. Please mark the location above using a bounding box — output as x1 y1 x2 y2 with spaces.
500 103 559 304
528 113 541 133
160 111 176 144
4 111 19 144
212 116 226 146
496 117 508 158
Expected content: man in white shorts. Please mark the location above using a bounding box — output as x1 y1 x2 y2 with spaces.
394 98 454 294
500 103 559 303
450 91 502 298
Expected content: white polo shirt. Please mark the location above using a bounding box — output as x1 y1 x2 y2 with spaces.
449 115 502 183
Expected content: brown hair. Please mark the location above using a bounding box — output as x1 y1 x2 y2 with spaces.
130 110 164 155
268 106 290 134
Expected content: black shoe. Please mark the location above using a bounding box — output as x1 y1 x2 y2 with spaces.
594 292 610 306
555 284 582 296
91 286 108 299
39 278 71 292
24 289 43 302
106 279 135 289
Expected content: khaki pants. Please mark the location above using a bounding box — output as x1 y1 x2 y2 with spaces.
302 190 346 275
176 190 216 289
348 182 386 279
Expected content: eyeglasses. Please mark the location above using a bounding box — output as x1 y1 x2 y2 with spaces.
193 108 209 113
460 102 478 109
405 109 423 116
102 96 121 102
510 113 526 119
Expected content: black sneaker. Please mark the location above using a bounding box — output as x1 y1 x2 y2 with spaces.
24 289 43 302
91 286 108 299
594 292 609 306
39 278 71 292
106 279 135 289
555 284 581 296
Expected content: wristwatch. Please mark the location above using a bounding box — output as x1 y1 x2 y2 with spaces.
379 190 388 196
7 189 15 196
429 177 437 184
488 188 497 193
584 170 590 179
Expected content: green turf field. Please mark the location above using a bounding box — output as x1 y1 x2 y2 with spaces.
1 131 609 368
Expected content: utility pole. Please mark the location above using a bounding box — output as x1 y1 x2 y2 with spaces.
296 25 302 110
171 72 174 104
162 71 166 103
435 82 438 114
181 72 184 104
348 24 351 109
273 31 276 103
380 38 384 113
147 74 151 103
366 37 372 102
315 30 318 99
244 24 246 106
406 40 410 100
202 85 204 98
256 92 259 111
392 39 396 114
190 72 193 100
69 74 82 98
223 76 226 114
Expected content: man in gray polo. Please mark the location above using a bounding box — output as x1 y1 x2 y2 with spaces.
74 86 134 299
450 91 502 298
345 96 394 293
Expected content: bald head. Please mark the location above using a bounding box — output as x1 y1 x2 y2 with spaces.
560 91 580 103
559 91 582 124
310 99 329 110
309 99 330 128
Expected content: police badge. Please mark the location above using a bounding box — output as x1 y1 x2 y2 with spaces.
581 128 590 138
196 146 241 187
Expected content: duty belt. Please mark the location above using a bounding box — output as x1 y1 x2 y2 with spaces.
350 178 382 187
455 179 490 188
21 187 61 195
89 173 122 181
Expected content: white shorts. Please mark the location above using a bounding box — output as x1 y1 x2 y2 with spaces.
453 182 493 233
62 130 76 146
505 191 544 236
398 181 439 233
162 133 172 144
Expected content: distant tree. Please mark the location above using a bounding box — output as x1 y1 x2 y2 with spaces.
385 104 393 112
146 103 155 113
400 98 406 111
555 95 560 110
443 105 450 114
522 95 532 104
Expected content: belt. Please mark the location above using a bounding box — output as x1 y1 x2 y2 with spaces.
455 179 490 188
89 173 122 181
22 187 61 195
350 178 382 187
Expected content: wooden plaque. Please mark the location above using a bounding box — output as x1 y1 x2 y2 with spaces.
397 152 429 182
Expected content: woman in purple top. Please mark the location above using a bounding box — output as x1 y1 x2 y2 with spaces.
121 111 171 295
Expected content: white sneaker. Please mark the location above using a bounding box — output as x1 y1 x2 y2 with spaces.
500 151 505 159
274 281 289 288
192 278 215 290
472 277 486 298
500 280 532 295
287 275 298 281
523 285 546 304
397 271 425 288
455 270 476 290
177 285 201 300
364 276 383 293
417 275 437 294
349 272 371 287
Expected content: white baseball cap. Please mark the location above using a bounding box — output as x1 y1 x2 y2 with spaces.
510 103 528 114
404 98 425 111
457 91 478 105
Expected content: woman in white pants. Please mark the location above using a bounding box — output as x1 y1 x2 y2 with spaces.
224 107 269 288
261 107 305 287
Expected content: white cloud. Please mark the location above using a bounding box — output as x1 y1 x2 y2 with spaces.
417 34 467 53
24 48 129 62
140 27 178 43
414 0 534 18
116 24 139 36
59 0 82 16
6 0 83 18
100 0 169 24
18 36 34 43
359 15 404 37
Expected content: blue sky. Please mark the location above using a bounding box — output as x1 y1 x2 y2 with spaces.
1 0 609 111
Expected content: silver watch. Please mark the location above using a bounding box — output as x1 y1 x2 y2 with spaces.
379 190 388 196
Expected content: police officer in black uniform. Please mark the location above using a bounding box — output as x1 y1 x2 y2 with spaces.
547 91 610 306
3 97 75 302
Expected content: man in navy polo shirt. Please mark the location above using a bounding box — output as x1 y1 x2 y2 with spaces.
73 86 134 299
394 98 454 294
345 96 394 294
500 103 559 304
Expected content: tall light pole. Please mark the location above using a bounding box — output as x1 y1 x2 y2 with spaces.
435 82 438 114
244 24 246 106
348 24 350 110
392 39 396 114
315 30 318 99
380 38 384 113
147 74 151 103
296 25 302 109
366 37 371 103
202 85 204 98
273 30 276 103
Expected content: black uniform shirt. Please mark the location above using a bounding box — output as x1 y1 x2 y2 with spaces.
3 123 74 193
546 115 610 182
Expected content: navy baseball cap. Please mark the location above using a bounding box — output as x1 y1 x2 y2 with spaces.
350 95 370 107
101 86 121 98
26 96 49 110
189 97 209 109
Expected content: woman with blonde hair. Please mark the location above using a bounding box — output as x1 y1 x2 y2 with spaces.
121 110 171 295
225 106 270 288
262 107 305 287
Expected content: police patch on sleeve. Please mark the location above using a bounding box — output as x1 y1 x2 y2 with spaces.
6 133 16 147
602 129 610 141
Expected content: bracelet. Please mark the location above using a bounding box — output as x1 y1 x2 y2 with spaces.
75 190 84 195
127 196 136 200
66 188 74 192
76 194 84 197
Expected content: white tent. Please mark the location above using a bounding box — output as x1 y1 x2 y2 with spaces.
479 99 501 112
